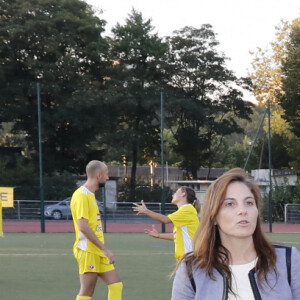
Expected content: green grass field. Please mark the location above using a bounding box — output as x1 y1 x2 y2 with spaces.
0 232 299 300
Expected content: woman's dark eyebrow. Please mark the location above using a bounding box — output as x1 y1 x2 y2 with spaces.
224 196 255 201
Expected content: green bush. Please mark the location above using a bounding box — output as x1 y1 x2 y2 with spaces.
262 184 300 222
0 157 77 200
118 182 173 203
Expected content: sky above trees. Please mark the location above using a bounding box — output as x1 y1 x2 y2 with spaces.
85 0 300 78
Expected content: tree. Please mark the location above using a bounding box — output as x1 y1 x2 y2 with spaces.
280 20 300 137
223 105 295 170
106 9 167 190
250 20 294 105
0 0 109 173
250 18 300 169
164 25 253 178
0 156 76 199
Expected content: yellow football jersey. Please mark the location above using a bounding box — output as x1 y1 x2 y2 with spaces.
71 186 105 256
168 204 199 261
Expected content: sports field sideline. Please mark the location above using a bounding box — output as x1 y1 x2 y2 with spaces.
0 233 300 300
3 220 300 233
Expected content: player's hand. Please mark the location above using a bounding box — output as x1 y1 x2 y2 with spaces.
103 248 115 264
145 224 159 238
132 200 148 215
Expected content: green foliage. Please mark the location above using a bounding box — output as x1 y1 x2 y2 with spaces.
287 141 300 169
42 171 77 200
0 156 76 199
105 9 168 189
1 2 298 181
227 106 266 145
118 182 173 203
0 0 109 174
164 25 253 177
250 18 300 169
262 184 300 222
280 20 300 138
0 157 37 187
163 129 184 166
226 141 249 169
224 104 300 170
250 19 293 106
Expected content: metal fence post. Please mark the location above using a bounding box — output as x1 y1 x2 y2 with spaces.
161 91 166 233
17 200 21 220
37 83 45 233
267 100 273 233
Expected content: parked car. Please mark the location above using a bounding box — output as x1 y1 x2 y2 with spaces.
44 197 103 220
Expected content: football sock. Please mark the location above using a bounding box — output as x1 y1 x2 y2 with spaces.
76 296 91 300
108 282 123 300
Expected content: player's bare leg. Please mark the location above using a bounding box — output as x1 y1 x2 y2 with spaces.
99 270 123 300
77 272 98 298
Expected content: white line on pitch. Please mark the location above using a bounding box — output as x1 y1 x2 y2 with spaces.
0 252 173 256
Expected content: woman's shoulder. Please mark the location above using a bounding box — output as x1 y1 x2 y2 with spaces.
176 255 225 295
179 204 198 214
178 254 218 278
273 244 300 274
273 244 299 257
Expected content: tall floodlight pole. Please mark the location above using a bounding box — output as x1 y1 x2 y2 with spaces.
267 101 273 233
161 91 166 233
243 107 268 170
37 83 45 233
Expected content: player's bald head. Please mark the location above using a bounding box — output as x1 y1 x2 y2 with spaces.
86 160 107 178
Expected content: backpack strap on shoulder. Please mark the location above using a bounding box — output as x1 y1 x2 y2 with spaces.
274 244 292 286
189 272 196 293
285 247 292 286
186 261 196 292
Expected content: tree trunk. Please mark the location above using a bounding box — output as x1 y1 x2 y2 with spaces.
206 167 211 180
191 165 198 180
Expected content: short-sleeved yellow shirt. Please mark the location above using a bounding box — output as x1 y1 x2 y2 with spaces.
168 204 199 261
71 186 105 257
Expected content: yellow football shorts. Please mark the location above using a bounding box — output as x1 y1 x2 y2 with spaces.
74 248 115 274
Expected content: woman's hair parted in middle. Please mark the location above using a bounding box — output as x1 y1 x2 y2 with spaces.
184 168 277 289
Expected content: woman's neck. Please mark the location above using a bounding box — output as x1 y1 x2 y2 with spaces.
222 237 257 265
176 199 189 208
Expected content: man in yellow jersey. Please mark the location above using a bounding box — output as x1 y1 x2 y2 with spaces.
71 160 123 300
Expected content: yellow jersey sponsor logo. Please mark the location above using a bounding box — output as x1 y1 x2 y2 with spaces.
96 224 103 232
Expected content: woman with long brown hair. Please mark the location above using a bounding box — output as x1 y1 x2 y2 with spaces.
171 168 300 300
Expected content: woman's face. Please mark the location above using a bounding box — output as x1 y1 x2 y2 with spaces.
171 188 186 205
215 181 258 244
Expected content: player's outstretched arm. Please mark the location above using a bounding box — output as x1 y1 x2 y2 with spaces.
145 225 174 240
78 218 115 264
132 200 172 224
